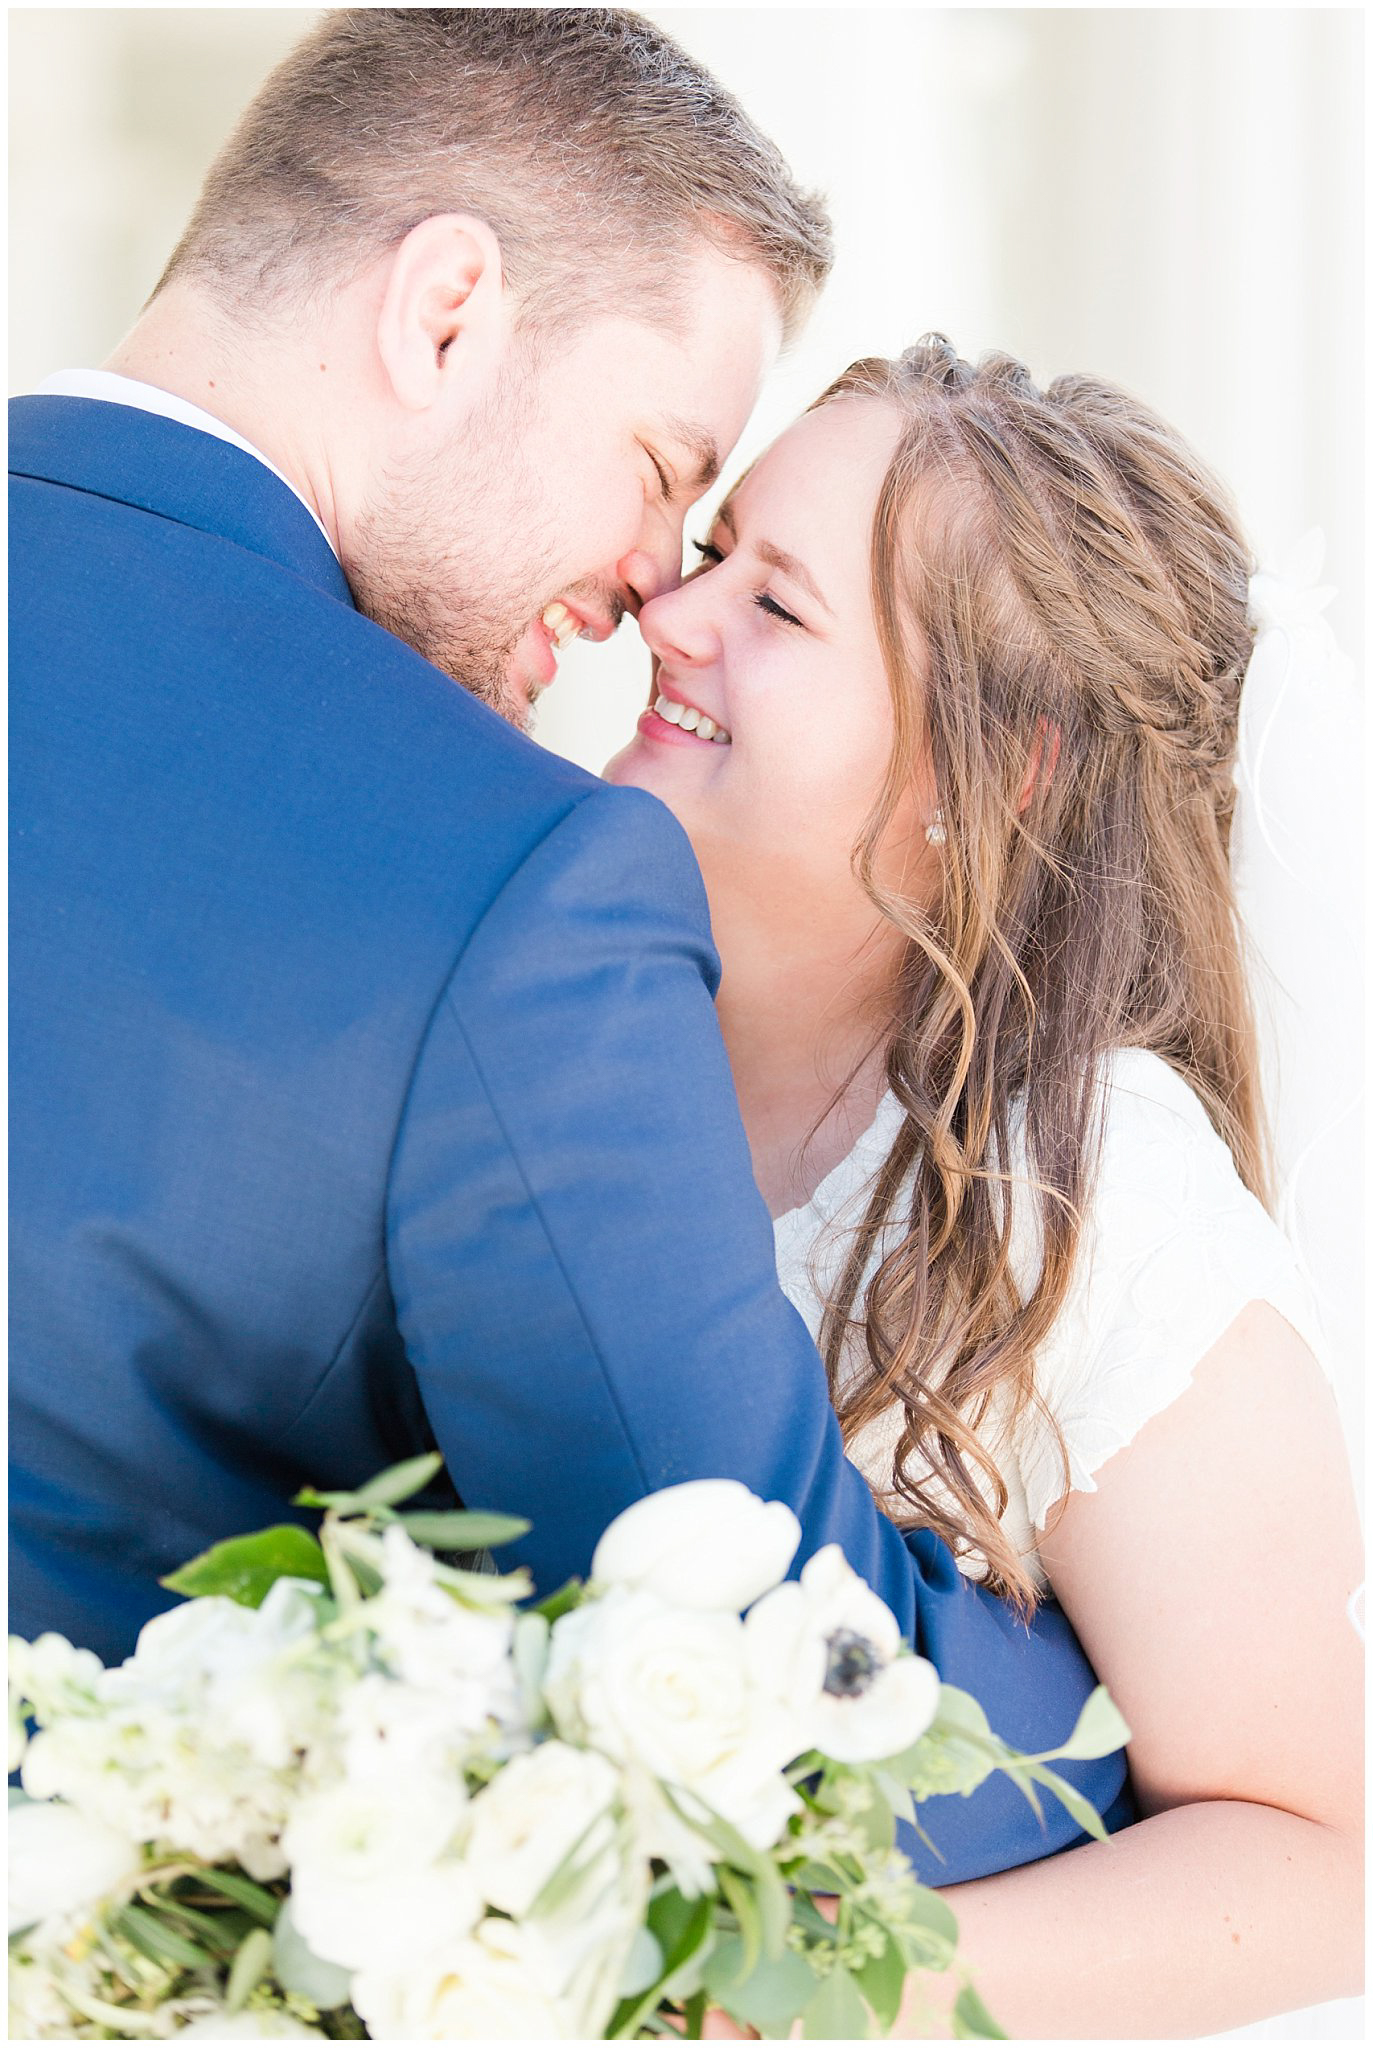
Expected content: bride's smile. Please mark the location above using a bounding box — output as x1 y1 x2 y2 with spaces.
606 396 936 965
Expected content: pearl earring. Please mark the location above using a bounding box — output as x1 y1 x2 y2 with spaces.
925 808 947 847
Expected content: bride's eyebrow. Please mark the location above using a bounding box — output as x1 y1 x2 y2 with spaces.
715 499 833 617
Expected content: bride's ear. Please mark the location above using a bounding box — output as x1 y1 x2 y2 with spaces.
1018 718 1061 812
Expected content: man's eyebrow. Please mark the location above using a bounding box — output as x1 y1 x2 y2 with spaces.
714 499 832 617
662 417 722 492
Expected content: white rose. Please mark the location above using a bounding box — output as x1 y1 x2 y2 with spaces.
352 1917 578 2041
746 1544 940 1762
545 1588 799 1845
283 1779 476 1970
7 1799 142 1935
463 1739 620 1916
592 1481 801 1612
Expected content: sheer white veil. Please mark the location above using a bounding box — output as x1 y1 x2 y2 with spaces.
1230 531 1364 1498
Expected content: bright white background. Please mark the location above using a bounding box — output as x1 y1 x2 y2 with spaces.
7 11 1366 2037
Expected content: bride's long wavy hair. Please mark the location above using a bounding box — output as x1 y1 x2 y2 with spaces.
815 338 1269 1610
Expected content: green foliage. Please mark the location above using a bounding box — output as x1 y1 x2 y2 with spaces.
852 1931 907 2032
1041 1683 1131 1761
953 1980 1007 2039
110 1903 213 1971
294 1451 443 1515
394 1508 531 1550
802 1961 868 2039
189 1868 281 1926
895 1885 959 1973
704 1939 820 2034
224 1926 274 2014
160 1526 329 1609
533 1576 587 1623
609 1889 715 2039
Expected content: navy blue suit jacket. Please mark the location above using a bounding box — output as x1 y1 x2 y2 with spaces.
9 396 1132 1878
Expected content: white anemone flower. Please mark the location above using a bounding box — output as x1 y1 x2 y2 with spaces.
746 1545 940 1763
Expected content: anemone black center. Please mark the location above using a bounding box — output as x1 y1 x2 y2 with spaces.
823 1627 880 1698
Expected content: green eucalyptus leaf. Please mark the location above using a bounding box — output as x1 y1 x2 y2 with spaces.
111 1903 213 1971
802 1962 868 2040
351 1453 445 1509
160 1526 329 1609
896 1883 959 1972
853 1929 907 2032
1044 1685 1131 1762
225 1926 274 2015
190 1868 281 1926
953 1980 1008 2039
667 1794 789 1961
999 1759 1046 1823
512 1611 551 1725
892 1688 1000 1800
647 1884 701 1956
705 1941 820 2032
619 1927 664 2000
1025 1762 1109 1842
150 1894 245 1959
397 1509 531 1551
608 1891 714 2039
534 1577 586 1623
273 1897 353 2009
717 1864 762 1979
872 1766 918 1829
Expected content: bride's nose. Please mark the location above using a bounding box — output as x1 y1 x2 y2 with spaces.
638 577 721 669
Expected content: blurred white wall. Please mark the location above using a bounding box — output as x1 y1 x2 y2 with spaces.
9 9 1364 1495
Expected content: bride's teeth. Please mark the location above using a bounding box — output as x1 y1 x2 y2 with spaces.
653 691 731 743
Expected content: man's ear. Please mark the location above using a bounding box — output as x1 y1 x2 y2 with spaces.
1019 717 1062 811
374 214 510 413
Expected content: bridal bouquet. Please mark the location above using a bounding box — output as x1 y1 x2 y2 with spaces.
9 1461 1127 2041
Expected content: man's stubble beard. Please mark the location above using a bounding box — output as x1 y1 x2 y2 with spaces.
343 373 563 731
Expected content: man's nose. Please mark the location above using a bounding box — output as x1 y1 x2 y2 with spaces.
616 534 685 620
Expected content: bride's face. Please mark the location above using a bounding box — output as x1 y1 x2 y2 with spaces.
603 398 932 937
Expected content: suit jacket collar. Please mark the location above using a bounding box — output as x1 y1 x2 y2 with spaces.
9 394 356 609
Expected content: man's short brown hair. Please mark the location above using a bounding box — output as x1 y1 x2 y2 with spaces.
156 8 833 341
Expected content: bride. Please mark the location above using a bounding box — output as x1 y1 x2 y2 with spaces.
604 339 1363 2037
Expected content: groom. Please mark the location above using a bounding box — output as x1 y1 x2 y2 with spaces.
10 10 1129 1877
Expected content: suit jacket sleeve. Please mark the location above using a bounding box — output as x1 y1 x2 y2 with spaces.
385 783 1131 1880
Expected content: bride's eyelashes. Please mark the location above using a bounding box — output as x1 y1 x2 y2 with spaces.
689 538 804 629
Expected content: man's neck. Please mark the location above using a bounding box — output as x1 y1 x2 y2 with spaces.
104 285 346 556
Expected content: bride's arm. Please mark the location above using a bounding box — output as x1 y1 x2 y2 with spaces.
907 1299 1363 2039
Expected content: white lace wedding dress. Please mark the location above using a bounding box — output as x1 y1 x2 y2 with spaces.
773 1046 1360 2041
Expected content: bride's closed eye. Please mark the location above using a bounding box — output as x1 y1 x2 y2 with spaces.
689 538 804 629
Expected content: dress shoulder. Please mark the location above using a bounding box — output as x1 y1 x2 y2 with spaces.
1015 1048 1332 1533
